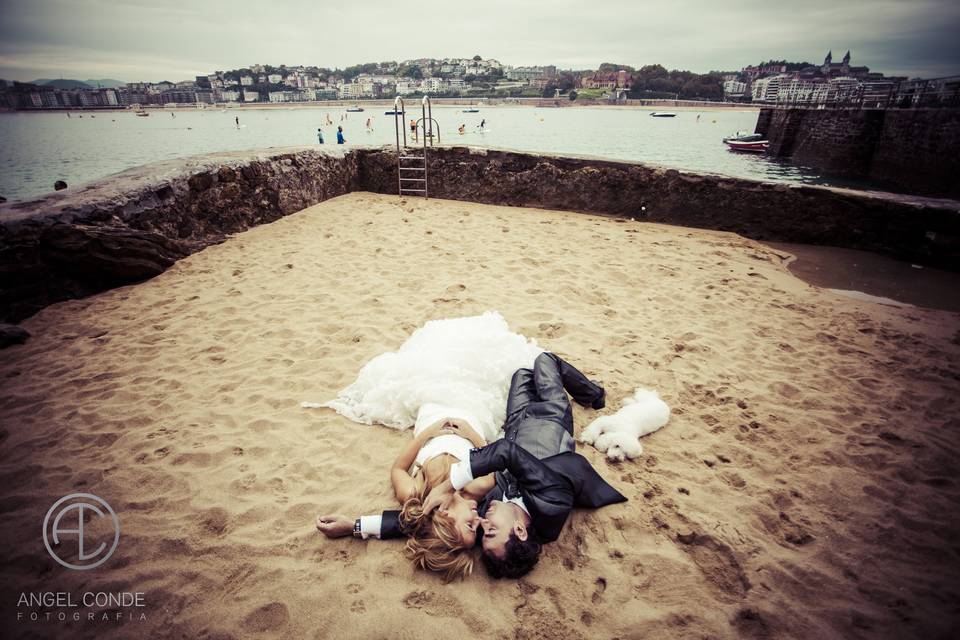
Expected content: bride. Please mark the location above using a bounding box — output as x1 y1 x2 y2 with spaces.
311 312 543 581
388 403 496 579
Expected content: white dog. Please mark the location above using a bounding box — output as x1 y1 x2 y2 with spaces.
578 387 670 461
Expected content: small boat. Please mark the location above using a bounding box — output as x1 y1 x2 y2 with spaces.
649 112 676 118
346 106 364 112
135 111 150 117
384 110 404 116
462 108 480 113
723 133 764 143
724 139 769 153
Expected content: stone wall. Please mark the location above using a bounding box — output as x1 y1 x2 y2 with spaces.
0 148 359 322
2 144 958 323
359 145 959 268
755 107 960 198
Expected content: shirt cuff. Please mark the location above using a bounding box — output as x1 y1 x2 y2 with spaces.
449 460 475 491
359 515 382 539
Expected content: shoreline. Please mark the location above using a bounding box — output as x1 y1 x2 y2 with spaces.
0 100 759 114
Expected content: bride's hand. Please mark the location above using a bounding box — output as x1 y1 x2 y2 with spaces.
423 483 453 515
444 419 486 448
419 419 453 442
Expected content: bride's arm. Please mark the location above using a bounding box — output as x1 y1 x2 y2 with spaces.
391 420 447 503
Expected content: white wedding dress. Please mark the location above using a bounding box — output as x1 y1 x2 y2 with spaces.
303 311 543 442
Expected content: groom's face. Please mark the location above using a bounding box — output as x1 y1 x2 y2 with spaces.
479 500 520 558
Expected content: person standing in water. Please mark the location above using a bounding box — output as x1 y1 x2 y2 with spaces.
410 118 418 141
337 126 346 144
317 128 324 144
235 116 240 129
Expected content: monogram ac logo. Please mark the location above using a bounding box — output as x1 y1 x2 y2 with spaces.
42 493 120 570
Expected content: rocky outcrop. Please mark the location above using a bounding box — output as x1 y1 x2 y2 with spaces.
0 147 359 322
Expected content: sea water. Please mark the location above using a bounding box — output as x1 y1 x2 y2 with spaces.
0 105 855 202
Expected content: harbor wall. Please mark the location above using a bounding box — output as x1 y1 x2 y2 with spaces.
0 148 359 322
2 145 958 323
755 107 960 199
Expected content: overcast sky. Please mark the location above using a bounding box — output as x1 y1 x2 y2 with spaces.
1 0 958 82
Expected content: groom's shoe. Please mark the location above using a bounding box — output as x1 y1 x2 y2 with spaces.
590 384 606 410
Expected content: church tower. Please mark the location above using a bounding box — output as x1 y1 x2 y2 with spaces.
822 51 833 75
842 50 851 74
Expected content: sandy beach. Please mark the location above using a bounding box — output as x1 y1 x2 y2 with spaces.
1 192 958 639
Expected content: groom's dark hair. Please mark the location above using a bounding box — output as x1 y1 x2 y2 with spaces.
481 526 542 579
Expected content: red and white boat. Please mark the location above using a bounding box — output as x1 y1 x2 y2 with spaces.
725 139 768 152
723 133 768 153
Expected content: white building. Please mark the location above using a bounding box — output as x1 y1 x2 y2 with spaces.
751 74 788 102
268 74 282 84
243 90 259 102
723 79 747 98
421 77 445 93
396 79 421 95
240 75 254 86
338 83 366 99
268 91 288 102
218 89 241 102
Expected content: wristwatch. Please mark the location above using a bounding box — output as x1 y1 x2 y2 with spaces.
352 518 363 538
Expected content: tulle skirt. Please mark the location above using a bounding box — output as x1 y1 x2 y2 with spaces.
306 311 543 441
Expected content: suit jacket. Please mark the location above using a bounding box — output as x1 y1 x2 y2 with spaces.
380 439 626 542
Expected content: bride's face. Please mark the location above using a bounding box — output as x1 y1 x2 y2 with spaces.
438 492 481 546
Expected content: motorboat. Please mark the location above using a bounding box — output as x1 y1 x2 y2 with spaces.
723 133 764 143
724 138 768 153
462 108 480 113
384 110 404 115
722 132 768 152
346 106 364 112
135 110 150 117
649 112 676 117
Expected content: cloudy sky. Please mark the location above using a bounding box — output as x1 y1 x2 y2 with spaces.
1 0 958 82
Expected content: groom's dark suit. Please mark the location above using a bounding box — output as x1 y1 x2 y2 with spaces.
379 352 626 542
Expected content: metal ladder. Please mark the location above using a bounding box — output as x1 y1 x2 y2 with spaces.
393 96 440 198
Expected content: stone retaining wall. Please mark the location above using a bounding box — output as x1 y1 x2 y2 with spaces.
755 107 960 199
360 145 960 269
0 148 359 322
2 145 958 323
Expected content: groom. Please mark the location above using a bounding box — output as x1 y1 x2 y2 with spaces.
318 352 627 578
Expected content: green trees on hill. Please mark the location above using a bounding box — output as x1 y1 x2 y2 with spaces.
341 62 382 81
599 62 635 73
628 64 723 100
398 64 423 79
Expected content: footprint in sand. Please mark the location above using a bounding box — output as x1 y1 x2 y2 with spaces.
675 532 750 602
242 602 289 632
591 577 607 604
538 322 567 338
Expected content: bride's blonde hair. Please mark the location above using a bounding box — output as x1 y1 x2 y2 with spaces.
399 458 475 582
